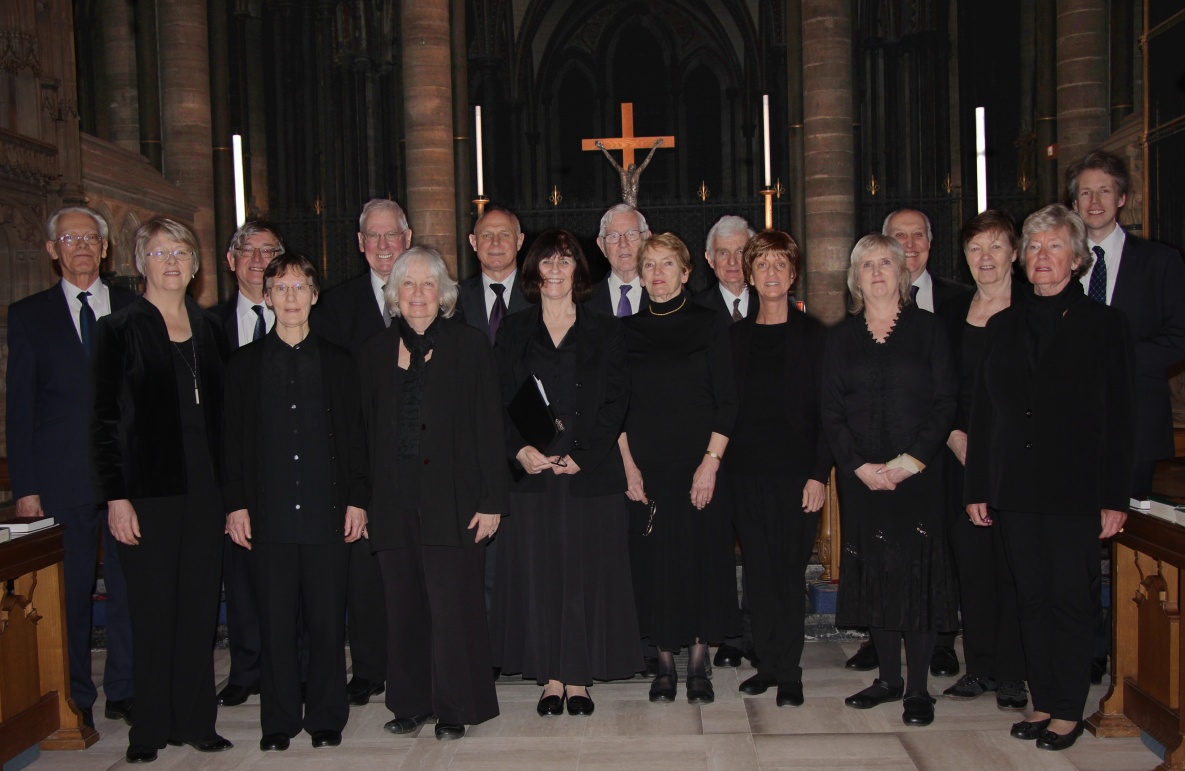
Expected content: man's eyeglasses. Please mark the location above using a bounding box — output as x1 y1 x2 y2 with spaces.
602 229 643 245
236 245 283 258
146 249 196 263
57 234 104 247
363 230 406 244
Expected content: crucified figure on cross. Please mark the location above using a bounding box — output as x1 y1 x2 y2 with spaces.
596 138 664 208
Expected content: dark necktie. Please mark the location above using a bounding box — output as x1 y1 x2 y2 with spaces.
910 285 920 304
251 304 266 341
78 291 96 355
488 283 507 345
731 297 742 322
616 285 633 317
1088 245 1108 303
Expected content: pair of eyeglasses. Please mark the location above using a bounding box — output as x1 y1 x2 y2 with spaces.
602 229 642 245
58 233 104 246
269 282 313 295
363 230 405 244
237 245 283 258
642 499 657 537
147 249 196 263
550 456 568 468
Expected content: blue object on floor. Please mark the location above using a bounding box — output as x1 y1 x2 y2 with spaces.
808 581 838 614
3 743 40 771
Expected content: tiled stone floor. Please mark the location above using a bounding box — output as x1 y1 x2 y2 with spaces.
26 641 1161 770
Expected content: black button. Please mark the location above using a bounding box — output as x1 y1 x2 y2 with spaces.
421 423 427 430
1025 409 1033 417
1024 441 1033 449
423 458 430 465
574 411 581 416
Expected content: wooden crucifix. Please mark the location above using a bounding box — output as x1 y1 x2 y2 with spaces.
582 103 675 207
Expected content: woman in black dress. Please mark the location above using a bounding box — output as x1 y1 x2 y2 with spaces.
821 234 958 727
724 231 830 707
936 210 1027 710
491 229 639 717
619 232 739 705
92 217 231 763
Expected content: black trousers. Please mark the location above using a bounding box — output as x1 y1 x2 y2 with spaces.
728 472 818 683
119 489 223 748
998 509 1100 721
58 502 133 710
222 534 261 688
251 541 349 737
946 507 1025 681
346 538 387 682
377 524 498 725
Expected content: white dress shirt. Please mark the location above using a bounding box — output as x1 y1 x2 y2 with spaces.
61 277 111 341
911 270 935 312
234 291 275 346
482 269 518 319
607 273 643 315
717 284 750 317
1080 224 1126 305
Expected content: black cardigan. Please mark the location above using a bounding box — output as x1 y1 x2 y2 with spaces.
495 304 630 496
357 317 509 550
221 331 370 543
91 295 228 502
728 307 833 483
964 292 1136 515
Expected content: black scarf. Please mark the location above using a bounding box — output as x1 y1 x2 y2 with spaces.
395 315 439 462
1022 279 1084 372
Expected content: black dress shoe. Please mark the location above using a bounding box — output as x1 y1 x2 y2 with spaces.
259 733 290 751
929 645 960 677
347 677 385 706
566 694 595 716
384 713 435 734
649 674 677 703
776 681 804 707
537 693 565 716
845 640 879 671
686 675 715 704
434 722 465 741
713 644 744 668
738 672 777 695
1036 720 1084 751
1010 717 1052 740
125 745 158 763
642 657 659 678
217 683 259 706
311 730 342 748
844 678 904 709
995 681 1028 711
174 736 234 752
902 691 936 726
105 698 134 725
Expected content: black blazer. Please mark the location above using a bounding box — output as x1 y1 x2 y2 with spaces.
357 317 509 550
221 332 370 543
213 292 272 349
586 275 650 316
313 271 386 355
91 296 228 503
693 284 760 320
6 282 136 510
930 272 974 314
728 308 832 483
1110 233 1185 462
965 293 1136 515
495 305 629 496
455 272 535 337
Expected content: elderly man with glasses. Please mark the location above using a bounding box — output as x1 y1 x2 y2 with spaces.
587 203 652 317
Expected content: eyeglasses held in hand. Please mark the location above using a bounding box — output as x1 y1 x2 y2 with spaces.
146 249 197 263
642 499 657 537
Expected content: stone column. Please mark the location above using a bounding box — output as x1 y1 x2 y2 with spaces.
801 0 855 326
401 0 457 272
99 0 139 152
1055 0 1108 182
135 0 162 170
159 0 218 305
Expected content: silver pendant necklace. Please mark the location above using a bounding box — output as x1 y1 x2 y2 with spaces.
173 338 200 404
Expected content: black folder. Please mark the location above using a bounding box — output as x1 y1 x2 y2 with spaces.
508 374 564 453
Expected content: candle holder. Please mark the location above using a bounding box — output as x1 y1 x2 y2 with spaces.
760 186 776 230
473 195 489 218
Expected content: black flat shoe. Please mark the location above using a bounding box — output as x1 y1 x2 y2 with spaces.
434 722 465 741
738 672 777 695
844 678 904 709
384 713 435 734
259 733 290 751
686 675 714 704
173 736 233 752
776 681 804 707
902 691 936 726
105 698 134 725
125 745 157 764
845 640 879 671
566 694 595 716
1036 721 1084 751
713 644 744 668
537 693 565 716
1010 717 1052 740
930 645 960 677
649 674 677 703
217 683 259 707
346 677 385 706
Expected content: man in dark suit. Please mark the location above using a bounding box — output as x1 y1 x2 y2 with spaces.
693 215 759 321
314 198 412 705
456 204 533 343
210 221 286 707
1068 150 1185 501
587 204 651 316
6 207 137 729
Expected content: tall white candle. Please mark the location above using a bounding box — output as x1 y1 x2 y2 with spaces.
762 94 771 187
232 134 246 227
475 106 484 196
975 107 987 213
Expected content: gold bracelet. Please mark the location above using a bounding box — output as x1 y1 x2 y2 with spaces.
704 450 721 460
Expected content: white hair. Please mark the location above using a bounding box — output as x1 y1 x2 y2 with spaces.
382 246 459 319
597 204 649 238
